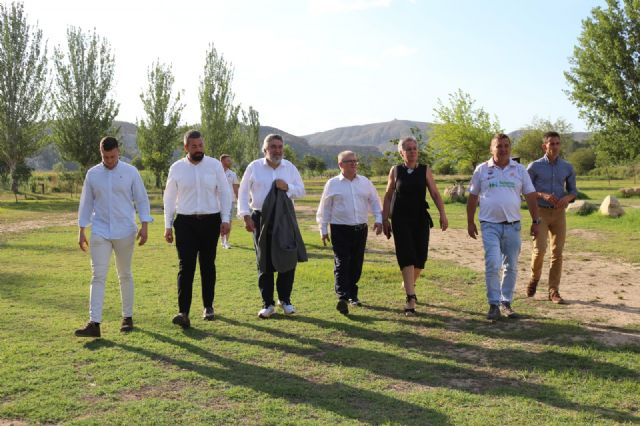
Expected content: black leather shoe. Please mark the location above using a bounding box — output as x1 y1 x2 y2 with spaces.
172 313 190 329
336 299 349 315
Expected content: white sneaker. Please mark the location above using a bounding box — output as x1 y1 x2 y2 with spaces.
258 305 275 319
222 242 231 249
278 300 296 315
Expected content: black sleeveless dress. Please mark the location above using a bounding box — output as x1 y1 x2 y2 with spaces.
391 164 433 270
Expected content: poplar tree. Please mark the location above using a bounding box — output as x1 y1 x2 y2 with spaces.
52 27 118 172
137 60 184 188
0 2 49 196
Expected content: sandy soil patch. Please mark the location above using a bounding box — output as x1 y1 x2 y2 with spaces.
0 212 76 235
367 227 640 336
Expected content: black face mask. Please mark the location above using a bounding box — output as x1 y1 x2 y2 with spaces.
189 152 204 162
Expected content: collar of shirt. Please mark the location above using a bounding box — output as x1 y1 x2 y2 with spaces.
487 158 518 169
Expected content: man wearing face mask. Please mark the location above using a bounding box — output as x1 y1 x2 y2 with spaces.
164 130 231 328
238 134 306 319
75 136 152 338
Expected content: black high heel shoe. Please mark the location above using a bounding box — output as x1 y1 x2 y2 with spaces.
404 294 417 316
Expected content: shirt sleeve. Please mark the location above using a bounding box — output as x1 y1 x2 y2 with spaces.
565 163 578 196
468 165 482 195
215 161 232 222
286 164 305 200
232 171 240 185
163 165 178 229
521 166 536 195
316 180 333 235
526 162 537 188
368 179 383 223
78 171 94 228
237 163 253 217
132 168 153 223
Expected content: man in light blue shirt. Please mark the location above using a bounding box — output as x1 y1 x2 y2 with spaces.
75 137 152 338
526 131 577 304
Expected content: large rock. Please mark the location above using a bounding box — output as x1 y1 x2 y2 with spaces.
599 195 625 217
620 187 640 197
566 200 597 215
444 183 466 202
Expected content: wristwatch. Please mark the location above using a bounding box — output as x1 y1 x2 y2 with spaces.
532 218 542 225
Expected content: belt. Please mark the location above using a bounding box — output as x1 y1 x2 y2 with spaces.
177 213 217 219
539 205 554 209
481 220 520 225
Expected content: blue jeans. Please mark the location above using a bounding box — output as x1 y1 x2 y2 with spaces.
481 221 522 305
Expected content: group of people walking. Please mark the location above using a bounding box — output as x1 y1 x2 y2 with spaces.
74 129 576 337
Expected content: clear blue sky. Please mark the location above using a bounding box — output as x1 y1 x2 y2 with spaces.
22 0 604 136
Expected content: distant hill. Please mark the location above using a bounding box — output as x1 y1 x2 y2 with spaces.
303 119 433 152
26 120 593 171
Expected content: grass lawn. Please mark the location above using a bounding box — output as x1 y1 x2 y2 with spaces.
0 176 639 425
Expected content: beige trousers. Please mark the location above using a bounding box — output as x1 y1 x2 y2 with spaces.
530 207 566 291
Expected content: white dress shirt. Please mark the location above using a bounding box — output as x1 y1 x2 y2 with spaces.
316 173 383 235
225 168 239 201
468 158 536 223
163 155 232 228
238 158 305 217
78 160 152 240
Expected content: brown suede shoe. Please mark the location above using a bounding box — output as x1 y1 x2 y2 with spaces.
75 321 101 338
120 317 133 332
549 290 565 304
526 279 539 297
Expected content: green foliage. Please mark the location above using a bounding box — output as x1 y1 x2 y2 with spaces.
429 90 501 172
0 2 49 195
568 147 597 175
199 44 260 168
137 60 183 188
52 26 119 173
512 117 575 164
565 0 640 164
302 154 326 175
283 145 300 169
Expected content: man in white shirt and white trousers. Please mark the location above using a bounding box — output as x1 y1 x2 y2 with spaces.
75 136 152 338
238 134 305 319
316 151 383 315
163 130 231 329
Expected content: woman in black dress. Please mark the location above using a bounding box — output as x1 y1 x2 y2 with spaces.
382 137 448 315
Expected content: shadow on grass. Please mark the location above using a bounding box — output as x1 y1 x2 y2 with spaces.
212 316 638 423
88 331 450 425
568 299 640 316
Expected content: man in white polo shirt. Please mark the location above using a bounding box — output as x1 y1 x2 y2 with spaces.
316 150 382 315
467 133 540 321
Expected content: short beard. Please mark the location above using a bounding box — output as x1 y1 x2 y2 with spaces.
189 152 204 162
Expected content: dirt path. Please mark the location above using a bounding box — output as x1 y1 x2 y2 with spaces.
365 226 640 335
0 212 77 235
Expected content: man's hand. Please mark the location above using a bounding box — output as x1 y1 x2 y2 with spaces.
78 228 89 252
373 222 383 235
383 220 392 239
467 222 478 239
540 192 558 206
555 195 572 210
275 179 289 192
164 228 173 244
530 223 539 237
439 215 449 231
243 215 256 232
322 233 330 246
137 223 148 246
220 222 230 237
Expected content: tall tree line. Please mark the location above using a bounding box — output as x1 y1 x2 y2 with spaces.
0 1 260 195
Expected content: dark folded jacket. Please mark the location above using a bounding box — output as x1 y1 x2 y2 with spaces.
258 182 308 273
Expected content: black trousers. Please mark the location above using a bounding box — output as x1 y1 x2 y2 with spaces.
330 223 368 301
174 213 221 315
252 210 295 307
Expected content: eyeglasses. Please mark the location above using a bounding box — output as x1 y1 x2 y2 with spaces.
341 160 358 164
